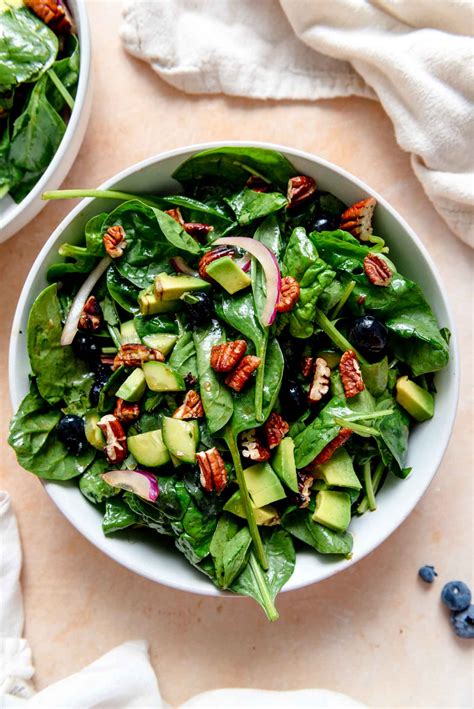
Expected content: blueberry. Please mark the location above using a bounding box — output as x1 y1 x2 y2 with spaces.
441 581 472 612
349 315 388 362
279 380 307 420
183 291 215 328
311 213 340 233
72 333 100 363
279 337 305 371
94 363 112 386
89 382 103 407
451 604 474 639
418 565 438 583
56 414 86 454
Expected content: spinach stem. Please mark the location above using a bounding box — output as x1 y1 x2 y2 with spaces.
363 461 377 511
249 553 279 622
333 417 380 437
107 324 122 349
42 189 161 208
331 280 356 319
254 335 268 422
339 409 393 422
357 461 385 514
314 309 367 364
47 69 75 110
224 427 268 570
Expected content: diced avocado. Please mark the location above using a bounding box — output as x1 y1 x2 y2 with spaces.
162 417 199 463
142 333 178 355
316 351 340 369
120 320 140 344
313 490 351 532
272 437 298 493
115 368 146 402
244 462 286 508
223 490 279 526
138 286 181 315
396 375 434 422
205 256 251 294
143 361 185 392
85 411 105 451
127 430 170 467
313 448 362 490
154 272 210 301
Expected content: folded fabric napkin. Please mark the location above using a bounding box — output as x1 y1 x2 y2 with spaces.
120 0 474 247
0 491 364 708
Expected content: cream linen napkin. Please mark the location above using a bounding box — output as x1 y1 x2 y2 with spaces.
120 0 474 247
0 491 365 708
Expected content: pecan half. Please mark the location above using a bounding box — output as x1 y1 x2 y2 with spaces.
183 222 214 240
114 398 140 424
78 295 103 332
103 225 127 258
308 357 331 403
363 253 392 287
286 175 317 209
196 448 228 494
340 197 376 242
276 276 300 313
210 340 247 373
165 208 185 225
296 471 313 509
198 246 235 280
339 350 364 399
309 428 352 467
173 390 204 419
25 0 72 33
113 343 164 370
264 411 289 450
225 355 261 392
301 356 314 378
97 414 127 464
246 175 269 193
240 429 270 462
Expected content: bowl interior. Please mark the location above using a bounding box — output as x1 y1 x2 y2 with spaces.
8 143 459 594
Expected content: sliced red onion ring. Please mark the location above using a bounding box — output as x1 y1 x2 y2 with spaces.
60 256 111 346
170 256 199 277
102 470 159 502
214 237 281 326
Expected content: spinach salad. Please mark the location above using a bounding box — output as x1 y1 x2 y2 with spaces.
0 0 78 203
9 147 450 620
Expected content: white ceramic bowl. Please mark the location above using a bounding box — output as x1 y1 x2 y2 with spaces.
0 0 92 243
9 142 459 595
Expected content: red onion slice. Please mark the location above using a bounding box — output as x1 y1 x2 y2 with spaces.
169 256 199 277
213 237 281 326
102 469 159 502
235 255 251 273
60 256 111 346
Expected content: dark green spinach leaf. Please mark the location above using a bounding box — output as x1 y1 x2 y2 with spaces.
194 321 234 434
281 506 353 555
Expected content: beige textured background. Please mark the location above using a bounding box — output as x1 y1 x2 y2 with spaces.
1 2 473 706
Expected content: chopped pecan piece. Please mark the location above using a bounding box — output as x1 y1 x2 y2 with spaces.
276 276 300 313
225 355 261 392
165 208 185 225
210 339 247 373
240 429 270 462
301 356 314 378
114 398 140 424
246 175 270 192
103 225 127 258
286 175 317 209
340 197 376 242
173 390 204 419
339 350 364 399
264 411 289 450
308 357 331 403
183 222 214 240
97 414 128 464
78 295 103 332
198 246 235 280
113 343 164 370
363 253 392 287
25 0 73 33
196 448 228 494
296 471 313 508
308 428 353 467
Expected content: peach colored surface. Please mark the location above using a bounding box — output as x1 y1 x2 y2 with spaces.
1 2 473 707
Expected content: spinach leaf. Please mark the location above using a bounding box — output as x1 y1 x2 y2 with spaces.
173 147 297 190
106 266 140 314
283 227 335 338
8 381 95 480
80 457 118 504
103 498 138 535
47 242 98 281
293 396 353 468
100 293 120 327
231 529 295 622
134 313 177 337
361 357 389 397
210 515 252 589
85 213 108 255
63 372 95 416
225 187 287 225
0 8 58 88
46 34 79 112
152 208 202 255
27 283 88 404
281 506 353 555
377 399 410 471
252 214 282 321
168 331 198 380
193 321 233 434
98 365 127 414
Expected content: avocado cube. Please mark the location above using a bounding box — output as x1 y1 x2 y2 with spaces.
127 430 171 468
313 490 351 532
223 490 279 526
142 333 178 355
313 448 362 490
162 416 199 464
143 361 185 392
120 320 140 344
272 437 298 493
396 375 434 422
138 286 181 315
244 462 286 508
115 368 146 402
154 273 210 301
85 411 105 451
205 257 251 294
